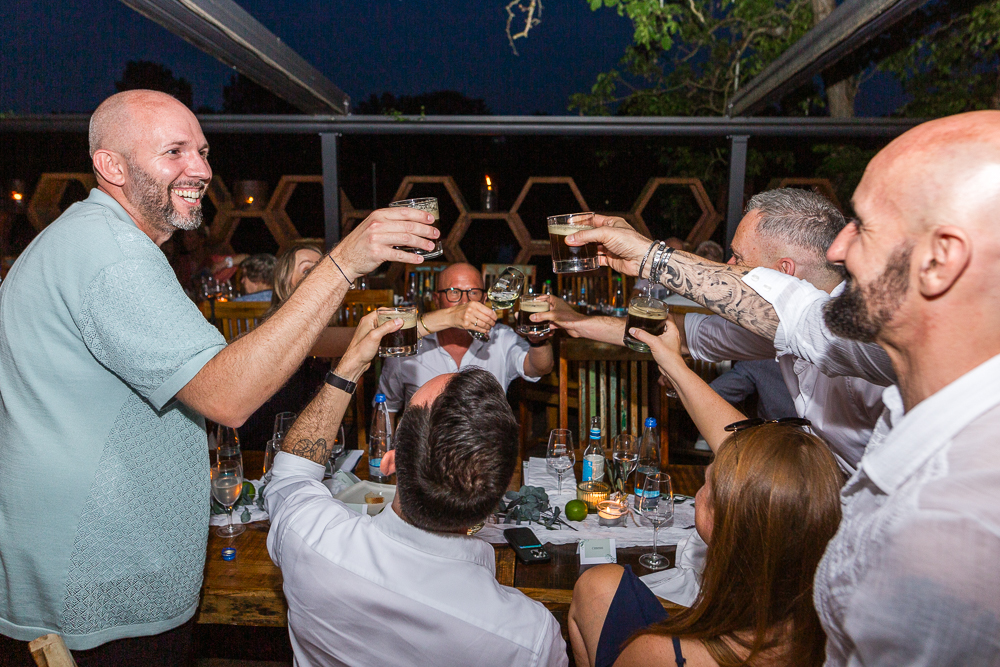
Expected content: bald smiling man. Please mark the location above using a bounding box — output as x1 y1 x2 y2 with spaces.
0 90 438 663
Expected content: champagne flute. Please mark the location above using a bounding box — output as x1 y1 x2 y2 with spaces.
546 429 576 494
637 472 674 571
212 459 246 538
612 433 639 493
472 267 525 342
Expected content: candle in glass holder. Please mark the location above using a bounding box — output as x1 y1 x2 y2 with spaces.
597 497 629 527
577 480 612 512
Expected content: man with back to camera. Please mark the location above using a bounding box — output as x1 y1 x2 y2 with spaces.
265 311 568 666
234 252 276 301
534 188 888 473
378 262 554 414
564 112 1000 664
0 89 439 664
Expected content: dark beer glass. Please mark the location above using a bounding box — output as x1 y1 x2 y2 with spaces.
388 197 442 259
623 295 668 353
377 306 419 357
516 295 551 335
548 212 599 273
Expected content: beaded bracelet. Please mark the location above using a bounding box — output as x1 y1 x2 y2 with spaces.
637 241 658 282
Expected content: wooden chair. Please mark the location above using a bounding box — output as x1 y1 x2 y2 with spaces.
30 634 78 667
201 300 270 342
557 338 670 467
337 289 395 326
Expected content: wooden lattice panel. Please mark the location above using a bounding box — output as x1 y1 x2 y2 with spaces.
27 173 97 230
631 177 723 248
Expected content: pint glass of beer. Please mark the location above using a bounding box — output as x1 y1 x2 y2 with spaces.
623 295 668 353
377 306 419 357
548 212 600 273
388 197 443 259
516 295 551 336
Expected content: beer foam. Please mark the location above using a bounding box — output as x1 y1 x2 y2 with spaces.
627 304 667 320
547 224 594 236
519 299 549 313
378 310 418 328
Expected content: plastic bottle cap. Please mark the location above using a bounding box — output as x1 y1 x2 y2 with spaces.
374 393 386 403
645 417 657 428
221 547 236 561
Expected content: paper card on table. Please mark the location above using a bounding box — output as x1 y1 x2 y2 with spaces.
578 538 617 564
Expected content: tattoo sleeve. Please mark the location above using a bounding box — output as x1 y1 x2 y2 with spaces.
284 438 330 465
660 251 780 340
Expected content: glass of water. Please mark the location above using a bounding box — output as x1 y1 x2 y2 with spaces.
636 472 673 571
546 429 576 494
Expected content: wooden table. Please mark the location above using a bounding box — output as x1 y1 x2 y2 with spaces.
198 451 684 628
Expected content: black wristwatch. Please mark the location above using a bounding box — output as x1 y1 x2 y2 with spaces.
325 370 357 395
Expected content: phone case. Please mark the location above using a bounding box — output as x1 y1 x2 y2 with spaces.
504 527 551 564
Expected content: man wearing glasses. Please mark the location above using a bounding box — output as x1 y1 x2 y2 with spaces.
378 263 554 414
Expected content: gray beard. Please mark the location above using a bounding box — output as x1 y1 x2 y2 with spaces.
124 156 204 233
823 243 913 343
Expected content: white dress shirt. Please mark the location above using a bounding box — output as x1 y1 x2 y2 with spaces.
684 279 886 473
264 452 567 667
378 323 537 412
742 268 1000 665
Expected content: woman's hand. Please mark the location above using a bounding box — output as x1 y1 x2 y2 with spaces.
627 320 686 381
335 311 402 381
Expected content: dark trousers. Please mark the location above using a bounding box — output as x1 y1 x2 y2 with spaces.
0 617 194 667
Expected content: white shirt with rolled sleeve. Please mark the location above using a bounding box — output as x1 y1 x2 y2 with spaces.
741 267 1000 665
264 451 568 667
378 324 537 412
683 279 886 473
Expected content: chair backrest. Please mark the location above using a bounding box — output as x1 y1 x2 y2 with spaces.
558 338 670 466
205 300 271 342
481 264 537 292
30 634 78 667
556 267 634 313
337 289 395 326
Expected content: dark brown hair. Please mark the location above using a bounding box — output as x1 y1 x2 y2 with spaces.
631 424 843 667
266 239 324 315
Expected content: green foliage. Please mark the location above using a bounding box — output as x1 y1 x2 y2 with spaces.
878 3 1000 117
497 485 566 530
571 0 815 117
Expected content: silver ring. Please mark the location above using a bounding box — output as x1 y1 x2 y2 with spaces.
474 319 479 328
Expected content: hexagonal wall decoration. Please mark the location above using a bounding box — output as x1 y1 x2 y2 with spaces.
27 173 97 230
392 176 470 263
509 177 590 249
631 177 722 248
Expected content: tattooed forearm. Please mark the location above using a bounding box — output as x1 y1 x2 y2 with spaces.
284 438 330 465
660 251 779 340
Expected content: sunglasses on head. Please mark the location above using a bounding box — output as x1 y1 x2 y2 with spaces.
724 417 812 433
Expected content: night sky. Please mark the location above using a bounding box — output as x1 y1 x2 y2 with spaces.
4 0 637 115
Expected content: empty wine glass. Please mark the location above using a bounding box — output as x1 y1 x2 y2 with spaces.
637 472 674 571
612 433 639 492
473 267 525 342
546 429 576 494
212 459 246 538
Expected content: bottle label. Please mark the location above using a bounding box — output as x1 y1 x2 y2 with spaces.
581 459 593 482
369 458 382 479
585 454 604 482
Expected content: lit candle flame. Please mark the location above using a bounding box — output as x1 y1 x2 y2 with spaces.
485 176 492 191
12 192 23 201
246 196 254 204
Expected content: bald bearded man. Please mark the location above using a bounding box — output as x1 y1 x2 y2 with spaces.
560 111 1000 664
0 90 438 662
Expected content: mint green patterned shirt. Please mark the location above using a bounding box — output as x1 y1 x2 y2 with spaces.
0 189 226 649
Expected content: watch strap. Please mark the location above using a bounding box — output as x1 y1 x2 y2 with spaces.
325 370 357 395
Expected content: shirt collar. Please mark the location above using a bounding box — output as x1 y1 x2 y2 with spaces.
86 188 139 229
372 502 496 571
861 352 1000 493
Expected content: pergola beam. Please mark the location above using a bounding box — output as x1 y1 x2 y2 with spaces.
117 0 349 115
728 0 926 117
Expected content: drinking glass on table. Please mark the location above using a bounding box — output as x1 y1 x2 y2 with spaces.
636 472 674 571
548 212 600 273
546 429 576 494
388 197 443 259
612 433 639 492
214 424 242 469
472 267 525 342
212 459 246 538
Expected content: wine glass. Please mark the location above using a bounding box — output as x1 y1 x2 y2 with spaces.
273 412 296 444
472 267 525 342
212 459 246 538
546 429 576 494
636 472 674 571
214 424 242 470
324 425 348 478
612 433 639 492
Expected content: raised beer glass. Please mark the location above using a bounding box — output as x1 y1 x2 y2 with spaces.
388 197 443 259
623 294 668 353
377 306 419 357
548 212 600 273
516 294 551 336
472 267 525 342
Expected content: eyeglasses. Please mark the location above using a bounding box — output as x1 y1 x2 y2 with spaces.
436 288 485 302
724 417 812 433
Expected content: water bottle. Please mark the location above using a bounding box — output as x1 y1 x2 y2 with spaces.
634 417 660 509
582 415 605 482
369 393 393 483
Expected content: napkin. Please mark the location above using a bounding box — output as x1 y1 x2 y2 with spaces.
639 530 707 607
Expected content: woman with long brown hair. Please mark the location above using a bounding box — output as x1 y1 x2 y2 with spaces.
568 321 843 667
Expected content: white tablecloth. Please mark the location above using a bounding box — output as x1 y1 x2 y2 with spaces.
476 458 697 548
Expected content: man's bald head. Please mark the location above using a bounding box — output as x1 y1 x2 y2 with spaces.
437 263 484 290
89 90 192 158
